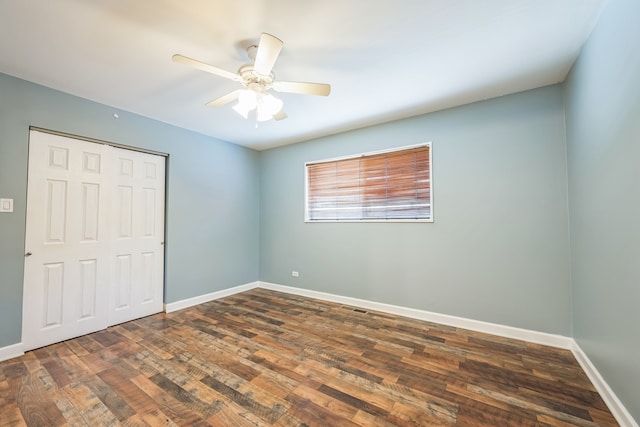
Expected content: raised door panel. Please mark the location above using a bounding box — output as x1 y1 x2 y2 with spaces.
42 262 64 328
45 180 68 243
79 259 98 319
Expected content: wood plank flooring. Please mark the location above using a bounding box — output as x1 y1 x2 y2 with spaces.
0 288 618 426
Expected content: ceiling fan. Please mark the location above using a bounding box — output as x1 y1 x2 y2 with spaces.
172 33 331 122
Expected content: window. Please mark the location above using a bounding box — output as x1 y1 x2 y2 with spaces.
305 143 432 222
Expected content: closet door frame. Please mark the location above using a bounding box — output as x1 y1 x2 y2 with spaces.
22 128 167 351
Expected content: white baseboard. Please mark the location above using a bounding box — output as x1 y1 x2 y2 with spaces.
0 342 24 362
164 281 259 313
258 281 637 427
0 282 261 363
258 281 573 349
570 342 639 427
4 280 637 426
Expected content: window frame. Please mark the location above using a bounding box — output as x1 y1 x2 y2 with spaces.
304 142 433 223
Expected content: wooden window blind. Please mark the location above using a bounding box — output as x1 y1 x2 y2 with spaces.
305 144 432 221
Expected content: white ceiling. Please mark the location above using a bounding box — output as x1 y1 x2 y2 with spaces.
0 0 607 150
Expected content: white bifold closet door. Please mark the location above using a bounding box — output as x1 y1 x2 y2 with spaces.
23 130 165 351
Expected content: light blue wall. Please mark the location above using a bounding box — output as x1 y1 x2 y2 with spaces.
564 0 640 420
0 73 260 348
1 5 636 416
260 85 572 335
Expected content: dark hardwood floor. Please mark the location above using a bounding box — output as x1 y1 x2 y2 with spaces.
0 288 618 426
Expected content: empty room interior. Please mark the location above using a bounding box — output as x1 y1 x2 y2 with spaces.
0 0 638 426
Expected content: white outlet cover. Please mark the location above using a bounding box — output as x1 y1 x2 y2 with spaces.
0 198 13 213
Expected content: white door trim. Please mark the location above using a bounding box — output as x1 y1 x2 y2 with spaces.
22 130 166 351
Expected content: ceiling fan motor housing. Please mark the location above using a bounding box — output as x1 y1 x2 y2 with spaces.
238 64 274 93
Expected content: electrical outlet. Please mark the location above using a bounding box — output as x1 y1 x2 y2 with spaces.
0 198 13 213
291 271 299 277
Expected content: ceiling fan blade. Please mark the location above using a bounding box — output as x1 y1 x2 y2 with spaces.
272 108 288 121
172 54 240 81
205 90 242 108
272 81 331 96
253 33 283 76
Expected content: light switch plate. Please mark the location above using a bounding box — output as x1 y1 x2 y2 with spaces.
0 198 14 213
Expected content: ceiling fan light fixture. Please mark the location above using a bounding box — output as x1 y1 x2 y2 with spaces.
257 93 283 122
232 90 257 119
173 32 330 123
232 89 283 122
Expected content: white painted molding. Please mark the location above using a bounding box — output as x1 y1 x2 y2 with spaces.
4 280 637 426
164 281 259 313
0 342 24 363
570 341 639 427
258 281 637 426
258 281 574 349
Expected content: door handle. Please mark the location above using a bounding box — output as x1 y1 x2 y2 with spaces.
25 252 32 257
